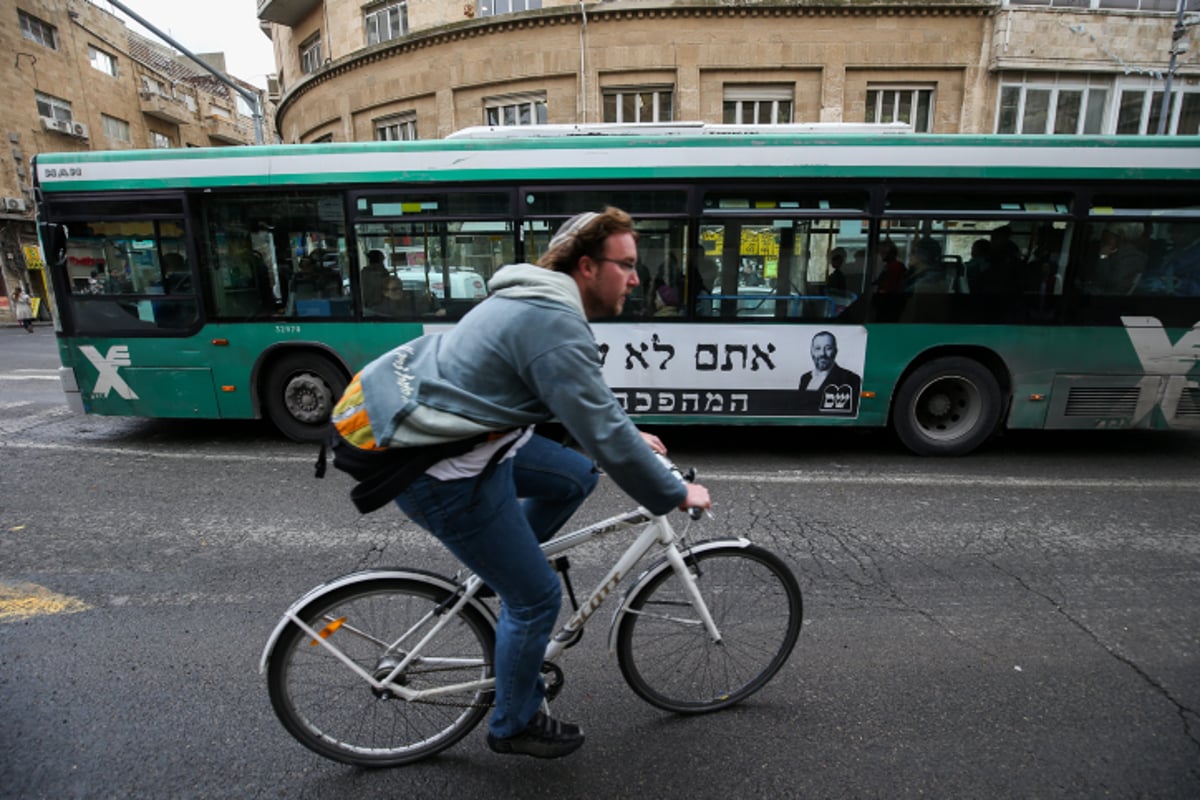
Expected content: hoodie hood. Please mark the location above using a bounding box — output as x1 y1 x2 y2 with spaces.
488 262 585 317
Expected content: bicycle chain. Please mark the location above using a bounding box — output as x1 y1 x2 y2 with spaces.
376 662 561 709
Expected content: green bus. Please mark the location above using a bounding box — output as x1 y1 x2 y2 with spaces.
32 124 1200 455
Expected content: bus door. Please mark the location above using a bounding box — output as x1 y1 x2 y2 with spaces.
38 194 211 417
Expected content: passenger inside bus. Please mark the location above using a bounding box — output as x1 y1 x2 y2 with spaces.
904 236 948 293
826 247 848 292
368 276 442 318
874 240 906 293
360 249 389 310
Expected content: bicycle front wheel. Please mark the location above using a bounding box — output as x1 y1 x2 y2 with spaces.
615 544 802 713
266 578 495 767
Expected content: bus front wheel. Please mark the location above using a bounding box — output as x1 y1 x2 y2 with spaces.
892 357 1002 456
262 352 347 443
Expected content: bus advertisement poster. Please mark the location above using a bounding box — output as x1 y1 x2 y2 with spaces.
595 323 866 418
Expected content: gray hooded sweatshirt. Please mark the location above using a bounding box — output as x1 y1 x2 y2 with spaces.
350 262 687 515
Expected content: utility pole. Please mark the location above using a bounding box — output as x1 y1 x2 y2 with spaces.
105 0 265 145
1156 1 1190 136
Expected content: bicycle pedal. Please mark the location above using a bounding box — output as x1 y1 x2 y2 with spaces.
541 661 565 701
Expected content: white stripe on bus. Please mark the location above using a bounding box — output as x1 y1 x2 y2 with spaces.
39 142 1192 187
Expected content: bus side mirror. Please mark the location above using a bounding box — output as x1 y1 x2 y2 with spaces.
38 222 67 268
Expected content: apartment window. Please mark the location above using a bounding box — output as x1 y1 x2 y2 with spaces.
101 114 131 143
602 87 674 123
1005 0 1199 8
300 34 323 75
375 113 417 140
1098 0 1188 8
866 86 934 132
996 78 1108 135
151 131 173 149
723 85 794 125
89 45 118 77
1116 83 1200 135
35 91 73 123
210 105 232 121
485 92 547 126
181 93 197 112
19 10 57 50
365 2 407 45
478 0 542 17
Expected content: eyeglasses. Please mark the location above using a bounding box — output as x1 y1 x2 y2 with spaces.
593 257 638 272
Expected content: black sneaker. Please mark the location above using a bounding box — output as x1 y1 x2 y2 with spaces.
486 711 584 759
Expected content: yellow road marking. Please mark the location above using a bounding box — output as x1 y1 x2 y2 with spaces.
0 581 91 622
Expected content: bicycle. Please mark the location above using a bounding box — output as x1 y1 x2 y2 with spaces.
259 459 802 767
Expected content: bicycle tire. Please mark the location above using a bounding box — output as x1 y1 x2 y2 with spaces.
266 578 495 767
615 544 802 713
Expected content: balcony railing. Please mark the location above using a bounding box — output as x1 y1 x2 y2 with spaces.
257 0 321 27
205 115 251 144
139 91 194 125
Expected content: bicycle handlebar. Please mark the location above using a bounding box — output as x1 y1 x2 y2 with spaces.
654 454 705 520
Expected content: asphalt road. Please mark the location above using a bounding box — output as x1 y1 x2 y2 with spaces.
1 324 1198 799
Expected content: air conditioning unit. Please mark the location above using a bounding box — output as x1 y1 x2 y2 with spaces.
72 121 89 138
3 197 26 212
40 116 66 133
266 74 281 101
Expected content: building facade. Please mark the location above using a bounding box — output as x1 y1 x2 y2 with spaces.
259 0 1198 144
2 0 271 324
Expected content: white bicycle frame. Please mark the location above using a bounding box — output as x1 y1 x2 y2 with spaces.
264 506 731 705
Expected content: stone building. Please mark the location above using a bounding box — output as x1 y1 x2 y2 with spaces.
2 0 271 324
258 0 1198 144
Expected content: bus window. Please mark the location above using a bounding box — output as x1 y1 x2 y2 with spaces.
638 219 688 320
878 190 1074 323
352 191 514 320
354 220 512 320
522 214 690 321
700 189 869 321
1131 220 1200 297
198 193 349 320
1079 193 1200 299
59 218 198 333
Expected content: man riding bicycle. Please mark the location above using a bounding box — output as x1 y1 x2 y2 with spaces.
333 207 711 758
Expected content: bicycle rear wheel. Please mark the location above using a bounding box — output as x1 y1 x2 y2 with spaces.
266 578 495 767
615 544 802 713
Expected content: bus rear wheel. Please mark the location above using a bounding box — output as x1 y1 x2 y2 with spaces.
892 357 1002 456
262 352 347 443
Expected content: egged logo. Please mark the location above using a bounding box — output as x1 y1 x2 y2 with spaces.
820 383 855 413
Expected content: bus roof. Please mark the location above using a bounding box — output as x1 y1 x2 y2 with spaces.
34 132 1200 193
444 121 917 138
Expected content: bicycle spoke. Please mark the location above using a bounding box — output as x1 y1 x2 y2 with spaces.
616 546 802 713
266 578 495 767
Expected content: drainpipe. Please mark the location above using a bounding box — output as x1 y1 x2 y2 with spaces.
579 1 588 123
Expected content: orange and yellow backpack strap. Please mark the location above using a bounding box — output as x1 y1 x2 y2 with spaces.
332 372 385 450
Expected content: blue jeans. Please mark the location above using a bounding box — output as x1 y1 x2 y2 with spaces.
395 433 599 737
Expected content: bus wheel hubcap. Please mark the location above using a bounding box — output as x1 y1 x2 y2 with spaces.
916 377 980 439
285 374 333 424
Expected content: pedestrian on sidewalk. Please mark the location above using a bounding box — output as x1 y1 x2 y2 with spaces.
12 287 34 332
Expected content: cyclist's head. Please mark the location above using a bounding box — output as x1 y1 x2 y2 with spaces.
539 207 638 275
